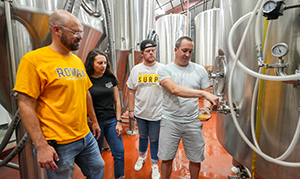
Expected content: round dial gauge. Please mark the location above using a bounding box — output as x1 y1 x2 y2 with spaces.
263 0 277 13
271 43 289 58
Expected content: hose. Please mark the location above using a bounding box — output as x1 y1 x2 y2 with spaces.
228 13 300 81
227 0 300 167
227 2 300 162
0 133 30 169
251 17 300 161
251 60 300 162
0 110 30 170
0 110 21 153
255 0 263 63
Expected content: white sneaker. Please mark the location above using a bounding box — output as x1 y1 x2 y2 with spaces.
151 164 160 179
231 166 240 174
134 155 146 171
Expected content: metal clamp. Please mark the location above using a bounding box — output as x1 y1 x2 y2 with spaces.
217 100 239 116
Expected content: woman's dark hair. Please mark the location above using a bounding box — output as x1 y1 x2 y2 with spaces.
84 49 119 84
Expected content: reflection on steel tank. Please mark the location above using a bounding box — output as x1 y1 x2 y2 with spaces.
109 0 156 110
111 0 155 51
156 14 188 64
194 8 219 72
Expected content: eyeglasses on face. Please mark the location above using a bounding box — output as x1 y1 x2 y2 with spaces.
57 25 84 37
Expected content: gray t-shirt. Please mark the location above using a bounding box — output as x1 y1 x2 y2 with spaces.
127 62 164 121
158 62 210 123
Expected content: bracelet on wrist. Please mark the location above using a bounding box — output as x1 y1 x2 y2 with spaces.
117 119 121 122
128 110 134 112
206 107 211 111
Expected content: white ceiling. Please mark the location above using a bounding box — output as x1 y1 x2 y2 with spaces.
155 0 183 16
155 0 203 17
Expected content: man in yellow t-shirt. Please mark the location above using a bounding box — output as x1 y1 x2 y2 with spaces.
14 10 105 179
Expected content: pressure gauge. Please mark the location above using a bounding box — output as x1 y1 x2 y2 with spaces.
271 43 288 58
263 0 277 13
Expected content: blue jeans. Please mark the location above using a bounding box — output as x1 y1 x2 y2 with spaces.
135 117 160 163
34 131 105 179
98 118 124 179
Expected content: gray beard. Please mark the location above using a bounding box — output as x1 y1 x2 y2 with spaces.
60 32 80 51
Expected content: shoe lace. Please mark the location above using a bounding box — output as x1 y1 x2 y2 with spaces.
152 165 158 171
137 157 144 165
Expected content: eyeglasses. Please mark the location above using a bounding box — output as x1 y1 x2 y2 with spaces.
57 25 84 37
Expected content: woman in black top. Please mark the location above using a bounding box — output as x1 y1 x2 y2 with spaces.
85 49 124 179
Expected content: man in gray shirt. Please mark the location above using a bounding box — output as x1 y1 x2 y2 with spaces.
157 36 219 179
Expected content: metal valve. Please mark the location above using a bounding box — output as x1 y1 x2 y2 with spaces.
208 70 225 79
217 100 239 116
265 59 289 69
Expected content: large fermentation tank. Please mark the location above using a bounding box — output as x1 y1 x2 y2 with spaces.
194 8 219 69
0 0 107 178
156 14 188 64
216 0 300 178
112 0 155 51
109 0 155 107
0 0 106 116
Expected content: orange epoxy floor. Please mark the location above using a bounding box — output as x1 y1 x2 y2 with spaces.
76 113 235 179
0 113 236 179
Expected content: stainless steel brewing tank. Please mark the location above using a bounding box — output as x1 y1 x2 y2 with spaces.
217 0 300 178
156 14 188 64
111 0 155 51
194 8 219 69
217 1 259 168
110 0 155 108
0 0 105 115
0 1 106 178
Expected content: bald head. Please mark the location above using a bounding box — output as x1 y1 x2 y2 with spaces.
48 10 81 32
48 10 83 53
